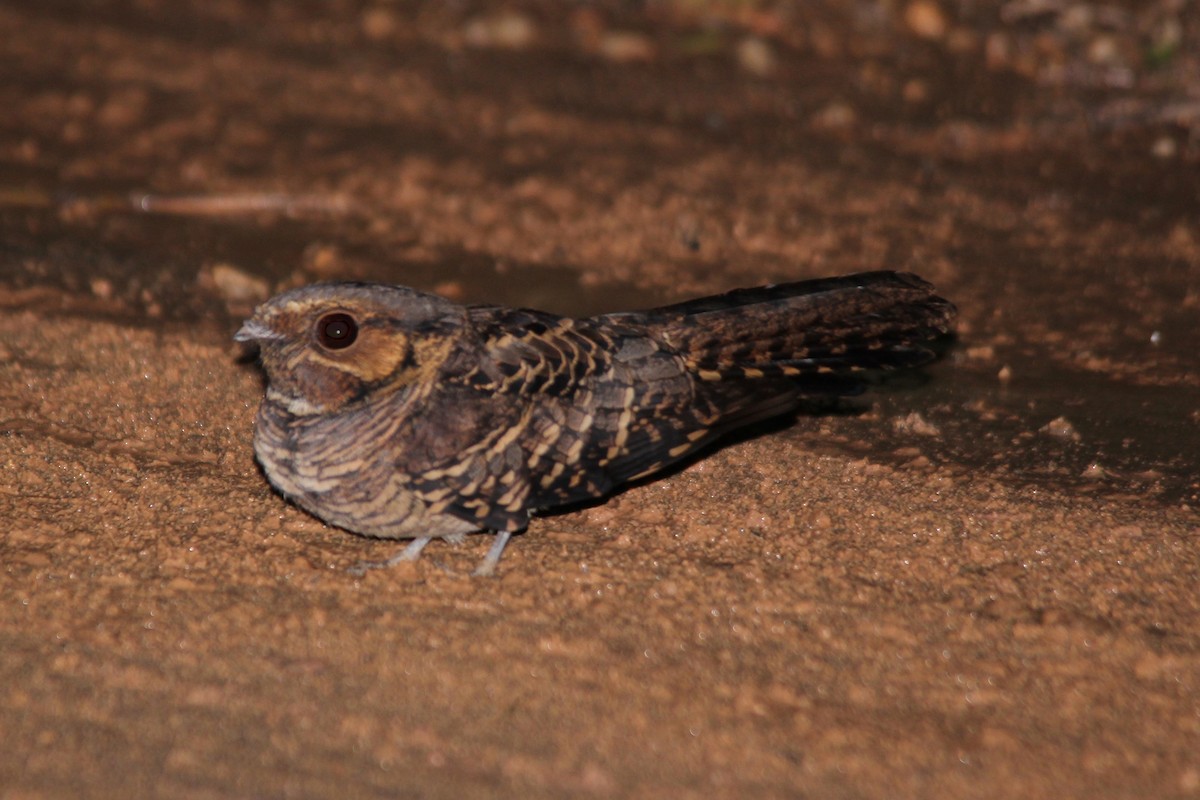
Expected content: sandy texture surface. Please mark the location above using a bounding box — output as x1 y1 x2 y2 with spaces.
2 2 1198 797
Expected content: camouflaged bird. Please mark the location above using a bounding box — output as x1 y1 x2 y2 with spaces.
236 271 955 575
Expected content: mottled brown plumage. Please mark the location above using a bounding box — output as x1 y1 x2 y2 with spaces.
236 271 955 574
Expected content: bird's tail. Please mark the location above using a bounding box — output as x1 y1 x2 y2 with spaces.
633 271 956 382
558 271 955 492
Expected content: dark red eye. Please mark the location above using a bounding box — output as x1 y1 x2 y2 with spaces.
315 312 358 350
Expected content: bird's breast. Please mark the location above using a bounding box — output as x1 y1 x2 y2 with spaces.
251 401 449 539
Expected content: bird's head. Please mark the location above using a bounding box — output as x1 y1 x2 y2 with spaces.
236 282 465 416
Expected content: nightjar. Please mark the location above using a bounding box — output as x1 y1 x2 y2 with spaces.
236 271 955 575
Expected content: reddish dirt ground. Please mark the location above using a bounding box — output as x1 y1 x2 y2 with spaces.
2 2 1198 797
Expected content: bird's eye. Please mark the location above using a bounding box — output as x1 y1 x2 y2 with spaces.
315 312 358 350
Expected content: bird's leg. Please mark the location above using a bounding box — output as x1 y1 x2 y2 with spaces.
388 536 435 565
346 536 433 575
472 530 513 577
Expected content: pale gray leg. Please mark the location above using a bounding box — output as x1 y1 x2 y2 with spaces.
471 531 513 577
388 536 434 565
347 537 433 576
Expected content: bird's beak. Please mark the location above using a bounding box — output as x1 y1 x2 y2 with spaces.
234 319 284 343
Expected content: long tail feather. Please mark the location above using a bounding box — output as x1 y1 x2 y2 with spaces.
627 271 955 376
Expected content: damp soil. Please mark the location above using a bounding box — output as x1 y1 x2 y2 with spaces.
2 2 1199 797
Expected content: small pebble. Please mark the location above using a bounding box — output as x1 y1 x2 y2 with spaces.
902 78 929 104
361 7 398 41
1040 416 1081 442
203 263 270 306
90 277 114 300
905 1 948 41
1151 137 1177 159
302 243 343 278
463 13 536 50
811 101 857 130
599 31 655 63
1087 35 1122 66
894 411 941 437
965 345 995 361
736 37 776 78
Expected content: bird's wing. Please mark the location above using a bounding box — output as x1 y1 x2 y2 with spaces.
440 306 779 513
402 306 600 533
